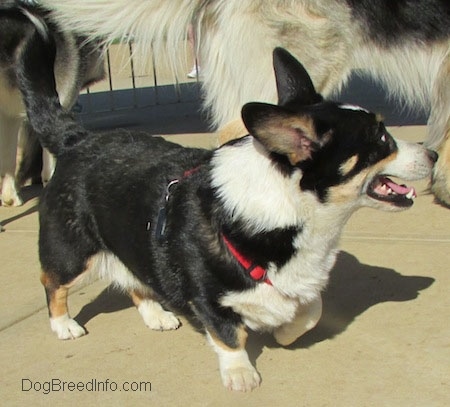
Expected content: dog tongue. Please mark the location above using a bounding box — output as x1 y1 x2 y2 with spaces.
382 177 416 196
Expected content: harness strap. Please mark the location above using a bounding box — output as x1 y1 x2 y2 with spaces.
156 166 272 286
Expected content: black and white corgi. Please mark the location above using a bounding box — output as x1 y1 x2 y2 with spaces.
17 29 437 392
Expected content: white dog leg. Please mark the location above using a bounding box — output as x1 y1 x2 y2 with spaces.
207 329 260 392
274 296 323 346
0 113 22 206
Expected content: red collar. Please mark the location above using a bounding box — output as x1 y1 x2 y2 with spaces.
222 234 272 286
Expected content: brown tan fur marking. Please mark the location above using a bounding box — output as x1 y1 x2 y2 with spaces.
208 324 248 352
328 149 399 204
339 154 359 177
129 288 156 308
40 271 69 318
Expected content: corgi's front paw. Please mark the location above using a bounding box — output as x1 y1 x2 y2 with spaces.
50 314 86 340
221 364 261 392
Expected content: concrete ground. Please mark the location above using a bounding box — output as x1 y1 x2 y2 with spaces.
1 126 449 406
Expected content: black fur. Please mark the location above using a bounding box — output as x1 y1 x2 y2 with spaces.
346 0 450 45
297 105 397 202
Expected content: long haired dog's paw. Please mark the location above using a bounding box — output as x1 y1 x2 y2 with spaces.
1 175 23 207
50 314 86 340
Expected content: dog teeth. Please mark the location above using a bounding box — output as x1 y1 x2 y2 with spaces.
406 189 415 199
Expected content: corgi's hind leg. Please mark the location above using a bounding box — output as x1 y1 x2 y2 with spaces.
130 289 180 331
40 270 86 340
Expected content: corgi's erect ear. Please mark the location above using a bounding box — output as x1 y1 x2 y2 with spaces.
273 47 322 107
241 102 330 165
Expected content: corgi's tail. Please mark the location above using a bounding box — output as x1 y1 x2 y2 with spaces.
16 26 87 157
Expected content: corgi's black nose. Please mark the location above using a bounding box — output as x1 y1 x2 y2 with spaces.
427 149 438 163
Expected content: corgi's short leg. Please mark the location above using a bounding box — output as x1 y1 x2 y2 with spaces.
274 296 322 346
130 289 180 331
207 325 260 392
40 270 86 340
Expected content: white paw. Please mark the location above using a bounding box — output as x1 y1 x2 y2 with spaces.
211 343 261 392
1 174 22 207
221 365 261 392
50 314 86 340
138 300 180 331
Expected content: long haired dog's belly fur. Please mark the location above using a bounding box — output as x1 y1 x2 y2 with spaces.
39 0 450 206
18 26 436 391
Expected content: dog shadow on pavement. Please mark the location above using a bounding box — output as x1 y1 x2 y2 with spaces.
74 288 133 329
247 251 434 360
73 250 434 356
0 185 42 232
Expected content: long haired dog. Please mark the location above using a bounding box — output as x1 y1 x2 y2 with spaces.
39 0 449 206
0 1 103 206
18 28 436 391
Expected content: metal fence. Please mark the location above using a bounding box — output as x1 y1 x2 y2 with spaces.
76 43 208 134
76 43 427 134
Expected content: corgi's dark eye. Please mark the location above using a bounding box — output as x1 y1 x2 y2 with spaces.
381 134 387 143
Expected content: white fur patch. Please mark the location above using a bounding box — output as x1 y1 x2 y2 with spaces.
207 332 260 392
89 252 148 292
384 138 435 180
50 314 86 340
220 241 337 333
339 104 369 113
211 137 309 232
137 300 180 330
273 296 322 346
220 225 342 333
86 252 180 330
0 173 22 207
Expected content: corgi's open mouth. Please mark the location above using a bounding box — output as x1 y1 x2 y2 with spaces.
367 176 416 207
